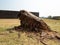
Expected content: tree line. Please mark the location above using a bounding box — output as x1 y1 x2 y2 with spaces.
41 15 60 20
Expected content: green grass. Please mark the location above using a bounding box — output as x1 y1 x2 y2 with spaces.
0 19 60 45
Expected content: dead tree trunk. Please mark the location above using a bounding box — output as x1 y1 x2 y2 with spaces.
17 10 51 32
15 10 60 45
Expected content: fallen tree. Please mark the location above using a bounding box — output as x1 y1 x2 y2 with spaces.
17 10 51 32
8 10 60 45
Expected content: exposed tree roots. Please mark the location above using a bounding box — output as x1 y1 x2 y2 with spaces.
6 26 60 45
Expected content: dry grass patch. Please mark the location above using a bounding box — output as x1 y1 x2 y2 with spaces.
0 19 60 45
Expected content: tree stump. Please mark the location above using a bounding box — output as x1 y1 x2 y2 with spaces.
14 10 60 45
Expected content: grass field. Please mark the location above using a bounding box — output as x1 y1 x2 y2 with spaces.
0 19 60 45
42 19 60 33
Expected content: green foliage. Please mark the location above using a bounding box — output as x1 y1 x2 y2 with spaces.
48 15 52 19
52 16 60 20
47 16 60 20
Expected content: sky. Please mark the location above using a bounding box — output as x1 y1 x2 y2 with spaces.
0 0 60 17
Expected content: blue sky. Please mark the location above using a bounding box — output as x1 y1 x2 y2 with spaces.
0 0 60 17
